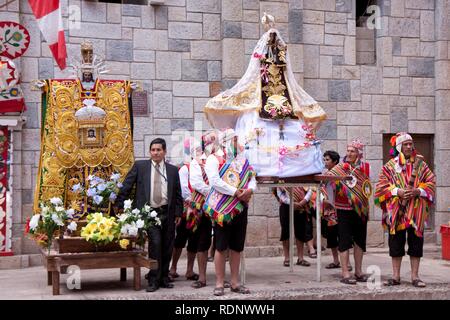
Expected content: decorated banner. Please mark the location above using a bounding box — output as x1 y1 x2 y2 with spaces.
0 21 31 60
0 126 12 256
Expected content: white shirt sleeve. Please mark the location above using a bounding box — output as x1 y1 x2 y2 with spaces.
189 159 211 196
205 155 237 196
178 165 191 201
276 188 290 205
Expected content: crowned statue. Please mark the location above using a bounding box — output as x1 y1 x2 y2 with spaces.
33 41 136 219
204 14 327 177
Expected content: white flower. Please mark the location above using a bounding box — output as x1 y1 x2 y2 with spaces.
51 213 64 226
132 208 140 215
117 182 123 188
87 188 97 197
118 214 128 222
55 206 65 212
29 214 41 231
41 206 49 216
109 192 117 201
124 199 133 210
97 183 107 192
150 210 157 218
67 221 77 232
72 183 82 192
88 175 95 181
155 217 161 226
50 197 63 206
128 225 138 236
110 173 121 181
120 225 129 235
136 219 145 229
66 209 75 218
143 204 151 212
93 195 103 205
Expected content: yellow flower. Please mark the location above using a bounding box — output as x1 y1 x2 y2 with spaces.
119 239 129 249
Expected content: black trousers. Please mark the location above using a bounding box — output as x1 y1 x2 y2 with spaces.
147 208 174 286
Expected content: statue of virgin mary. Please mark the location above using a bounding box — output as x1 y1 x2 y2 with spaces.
204 14 327 178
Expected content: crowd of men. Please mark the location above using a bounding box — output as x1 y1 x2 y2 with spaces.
114 130 436 294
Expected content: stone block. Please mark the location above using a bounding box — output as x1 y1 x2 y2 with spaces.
168 39 190 52
303 10 324 24
203 14 221 40
401 38 420 56
168 22 202 39
389 18 420 37
191 40 221 60
304 0 335 11
317 120 337 139
207 61 222 81
391 0 405 17
420 41 434 57
194 98 210 113
407 57 434 77
420 10 434 41
173 81 210 97
412 77 434 96
302 24 324 44
435 61 450 90
383 78 400 95
186 12 202 22
70 21 121 39
133 29 168 50
319 55 332 78
289 10 303 43
328 80 351 101
436 91 450 120
171 119 194 131
156 52 181 80
320 45 344 56
346 126 371 145
168 6 186 21
253 193 279 217
246 216 268 246
303 45 319 77
325 23 347 35
222 0 243 21
390 107 408 132
435 121 450 149
337 102 361 111
435 0 450 40
81 1 106 22
405 0 434 9
408 120 435 133
288 44 303 73
131 62 154 80
365 145 383 160
122 4 141 16
187 0 220 13
106 61 130 75
243 9 259 22
361 65 382 94
335 0 352 12
122 16 141 28
242 22 260 39
325 34 344 46
133 116 154 140
222 38 245 78
344 36 356 65
325 12 347 23
173 97 194 118
320 102 337 119
106 40 133 62
153 91 172 118
337 112 371 126
372 115 390 133
222 21 242 38
22 129 40 151
371 95 389 114
260 2 289 22
366 221 384 247
182 60 207 81
303 79 328 101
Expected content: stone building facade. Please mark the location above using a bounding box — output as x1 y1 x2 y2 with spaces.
0 0 449 259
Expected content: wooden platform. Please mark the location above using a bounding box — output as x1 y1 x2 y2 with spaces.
41 248 158 295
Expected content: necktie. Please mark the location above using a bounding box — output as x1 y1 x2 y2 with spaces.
153 163 162 207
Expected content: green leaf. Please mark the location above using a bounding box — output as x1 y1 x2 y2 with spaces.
11 43 19 47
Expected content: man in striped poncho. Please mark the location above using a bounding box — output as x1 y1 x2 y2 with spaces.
375 132 435 288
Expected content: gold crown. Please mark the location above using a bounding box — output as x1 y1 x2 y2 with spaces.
81 41 93 65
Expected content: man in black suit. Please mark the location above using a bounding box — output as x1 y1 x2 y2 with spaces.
115 138 183 292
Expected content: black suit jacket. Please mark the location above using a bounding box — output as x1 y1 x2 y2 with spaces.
115 160 183 228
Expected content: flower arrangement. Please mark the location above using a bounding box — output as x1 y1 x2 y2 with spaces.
117 200 161 249
26 197 76 253
72 172 123 211
80 212 120 247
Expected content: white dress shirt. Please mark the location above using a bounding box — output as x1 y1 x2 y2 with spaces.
189 159 211 196
204 154 257 197
179 164 191 201
276 188 313 205
151 160 168 207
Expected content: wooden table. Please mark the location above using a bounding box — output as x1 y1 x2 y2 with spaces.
41 248 158 295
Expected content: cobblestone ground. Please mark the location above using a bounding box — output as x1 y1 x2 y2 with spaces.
0 248 448 300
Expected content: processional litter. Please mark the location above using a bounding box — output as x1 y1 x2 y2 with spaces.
204 14 348 282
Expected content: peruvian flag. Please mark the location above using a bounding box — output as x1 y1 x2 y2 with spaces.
28 0 67 70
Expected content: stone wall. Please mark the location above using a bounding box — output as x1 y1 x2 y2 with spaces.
0 0 448 256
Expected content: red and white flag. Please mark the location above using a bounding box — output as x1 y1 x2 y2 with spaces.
28 0 67 70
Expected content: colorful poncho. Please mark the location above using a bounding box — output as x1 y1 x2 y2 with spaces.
203 155 254 226
186 165 209 232
327 162 371 219
374 156 435 237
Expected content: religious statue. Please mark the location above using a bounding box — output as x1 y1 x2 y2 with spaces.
204 14 327 177
33 41 137 219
